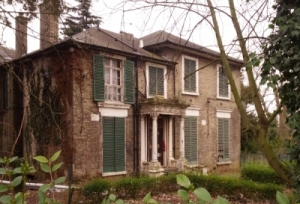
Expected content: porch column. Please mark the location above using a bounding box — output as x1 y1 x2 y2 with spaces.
151 113 158 162
168 116 174 161
180 115 185 159
140 115 146 162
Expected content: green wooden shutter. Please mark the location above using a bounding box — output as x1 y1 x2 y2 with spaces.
3 72 8 109
218 118 230 162
218 67 229 97
115 117 125 171
124 60 135 104
184 117 198 165
184 58 196 93
93 55 105 101
103 117 115 172
149 66 164 97
149 66 156 96
103 117 125 173
156 67 164 96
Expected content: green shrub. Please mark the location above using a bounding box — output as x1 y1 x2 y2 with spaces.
186 173 283 200
83 178 111 203
241 164 285 185
113 176 156 199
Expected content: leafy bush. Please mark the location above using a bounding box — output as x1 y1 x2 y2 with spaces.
83 178 111 203
186 173 283 200
241 164 285 185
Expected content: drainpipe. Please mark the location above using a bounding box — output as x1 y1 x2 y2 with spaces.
133 56 139 175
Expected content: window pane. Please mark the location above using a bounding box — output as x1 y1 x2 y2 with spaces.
105 68 110 84
104 58 110 66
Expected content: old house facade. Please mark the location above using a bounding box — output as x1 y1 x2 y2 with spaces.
0 6 242 179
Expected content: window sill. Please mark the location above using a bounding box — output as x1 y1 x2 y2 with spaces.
182 92 199 96
102 171 127 177
217 161 232 165
216 96 230 100
97 102 130 109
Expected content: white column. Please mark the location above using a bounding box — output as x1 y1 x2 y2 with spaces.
151 113 158 162
140 115 146 162
168 116 174 162
180 115 185 159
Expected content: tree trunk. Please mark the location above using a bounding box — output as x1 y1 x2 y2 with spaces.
206 0 294 184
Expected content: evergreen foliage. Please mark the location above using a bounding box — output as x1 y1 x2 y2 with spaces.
61 0 102 37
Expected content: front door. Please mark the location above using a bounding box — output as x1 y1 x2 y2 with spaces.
147 116 165 165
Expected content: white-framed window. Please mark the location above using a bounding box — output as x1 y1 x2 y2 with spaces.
182 56 198 95
216 111 231 163
146 63 167 98
217 64 230 99
104 57 123 102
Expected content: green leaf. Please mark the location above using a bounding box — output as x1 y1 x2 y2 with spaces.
143 192 151 203
9 156 18 163
39 184 51 193
13 167 22 174
0 168 6 175
178 189 189 202
34 156 48 164
0 184 9 193
40 163 50 173
12 176 22 187
115 199 124 204
38 190 46 204
109 194 116 201
0 158 4 163
50 151 61 162
176 174 191 189
54 176 66 185
52 162 63 172
0 195 12 204
193 187 213 202
276 191 290 204
213 196 229 204
147 199 158 204
268 24 274 29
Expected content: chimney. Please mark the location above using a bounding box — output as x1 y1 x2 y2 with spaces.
39 0 59 49
15 14 28 58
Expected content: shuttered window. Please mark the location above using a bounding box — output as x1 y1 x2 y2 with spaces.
184 116 198 165
148 66 164 97
184 58 197 93
218 66 229 98
217 118 230 162
103 117 125 173
93 54 134 104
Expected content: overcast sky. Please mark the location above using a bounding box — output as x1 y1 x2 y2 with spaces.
1 0 272 58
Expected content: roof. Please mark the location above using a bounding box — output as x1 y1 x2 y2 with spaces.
70 27 171 62
141 30 243 66
0 45 15 63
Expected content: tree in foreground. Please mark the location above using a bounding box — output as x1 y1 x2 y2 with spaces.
261 0 300 196
115 0 293 183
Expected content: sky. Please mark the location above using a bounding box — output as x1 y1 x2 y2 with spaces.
1 0 231 53
1 0 273 59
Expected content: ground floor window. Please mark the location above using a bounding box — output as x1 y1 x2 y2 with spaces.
184 116 198 165
217 117 230 162
102 117 125 173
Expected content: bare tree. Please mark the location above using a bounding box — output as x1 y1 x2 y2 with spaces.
112 0 292 183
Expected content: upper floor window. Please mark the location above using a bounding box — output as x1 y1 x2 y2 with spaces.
147 64 166 98
93 54 134 104
182 56 198 95
217 65 230 99
104 58 122 102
